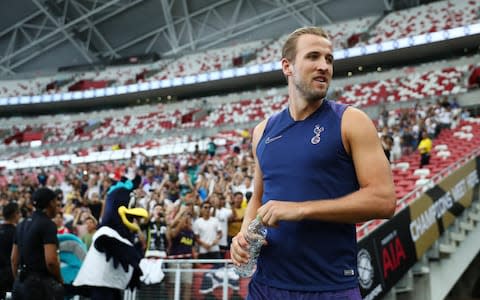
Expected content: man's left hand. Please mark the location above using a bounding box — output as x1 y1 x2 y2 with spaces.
257 200 304 227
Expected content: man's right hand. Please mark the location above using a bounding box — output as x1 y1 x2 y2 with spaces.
230 232 250 266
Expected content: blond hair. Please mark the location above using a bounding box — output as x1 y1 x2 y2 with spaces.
282 27 329 62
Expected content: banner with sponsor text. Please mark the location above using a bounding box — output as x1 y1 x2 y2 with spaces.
358 157 480 300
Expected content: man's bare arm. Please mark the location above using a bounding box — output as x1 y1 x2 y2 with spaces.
11 244 19 280
44 244 63 284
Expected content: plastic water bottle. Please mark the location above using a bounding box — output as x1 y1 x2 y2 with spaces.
234 216 267 277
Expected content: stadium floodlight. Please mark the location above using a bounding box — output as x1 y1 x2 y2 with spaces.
184 75 196 84
173 77 184 86
116 86 128 94
31 95 41 103
236 67 247 76
95 89 106 97
84 90 95 98
209 71 220 81
20 96 30 104
222 69 234 79
105 87 116 96
248 65 260 75
138 82 151 91
197 73 208 82
62 92 73 101
127 85 139 93
72 91 83 100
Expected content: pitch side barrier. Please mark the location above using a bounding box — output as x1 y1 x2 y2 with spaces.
356 151 480 300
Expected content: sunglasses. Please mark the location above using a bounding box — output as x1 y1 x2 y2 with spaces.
202 206 211 209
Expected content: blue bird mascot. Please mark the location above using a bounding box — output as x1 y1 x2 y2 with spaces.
73 176 148 300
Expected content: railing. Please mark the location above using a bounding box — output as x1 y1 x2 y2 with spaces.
123 259 240 300
356 147 480 239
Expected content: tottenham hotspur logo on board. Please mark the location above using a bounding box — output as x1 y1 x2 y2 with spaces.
357 248 374 289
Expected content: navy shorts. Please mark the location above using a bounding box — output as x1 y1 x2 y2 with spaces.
247 279 362 300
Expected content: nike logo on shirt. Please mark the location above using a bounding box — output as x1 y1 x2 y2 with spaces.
265 135 282 144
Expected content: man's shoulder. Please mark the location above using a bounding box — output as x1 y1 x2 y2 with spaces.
324 99 351 117
254 107 287 131
0 224 16 237
0 223 15 229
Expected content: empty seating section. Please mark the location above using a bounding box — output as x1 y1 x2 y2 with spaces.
150 40 268 79
63 65 149 91
194 95 288 128
0 77 53 97
323 16 379 48
247 16 378 66
65 60 173 90
0 60 474 156
0 129 246 169
0 60 173 97
0 107 194 154
0 92 289 161
356 118 480 239
365 0 480 45
337 65 470 106
391 120 480 203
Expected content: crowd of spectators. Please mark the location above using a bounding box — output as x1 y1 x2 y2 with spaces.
0 96 472 237
0 133 254 261
377 96 469 165
0 95 475 298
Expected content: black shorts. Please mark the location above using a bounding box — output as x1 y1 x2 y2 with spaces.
12 274 63 300
0 267 14 293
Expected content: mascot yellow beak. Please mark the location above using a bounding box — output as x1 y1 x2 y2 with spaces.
118 206 149 232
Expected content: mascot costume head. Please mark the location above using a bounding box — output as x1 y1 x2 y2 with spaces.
73 176 148 300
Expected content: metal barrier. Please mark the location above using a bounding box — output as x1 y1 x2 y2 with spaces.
357 147 480 239
124 258 245 300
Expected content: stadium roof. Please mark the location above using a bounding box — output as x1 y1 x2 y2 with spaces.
0 0 393 77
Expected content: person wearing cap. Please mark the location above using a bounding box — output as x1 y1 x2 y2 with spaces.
11 187 64 300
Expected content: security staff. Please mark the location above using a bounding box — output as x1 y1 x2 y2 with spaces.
11 188 64 300
0 202 20 300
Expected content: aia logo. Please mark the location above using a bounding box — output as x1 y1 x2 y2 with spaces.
382 235 407 279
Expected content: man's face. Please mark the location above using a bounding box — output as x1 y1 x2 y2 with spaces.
85 219 96 232
233 194 243 206
284 34 334 102
200 204 211 217
54 213 63 226
146 169 154 179
154 205 164 218
48 199 62 219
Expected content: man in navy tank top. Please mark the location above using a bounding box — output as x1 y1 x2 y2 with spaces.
230 26 396 300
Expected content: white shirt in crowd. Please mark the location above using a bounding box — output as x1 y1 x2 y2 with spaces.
193 216 222 254
214 207 233 247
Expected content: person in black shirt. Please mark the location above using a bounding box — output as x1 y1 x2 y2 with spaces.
144 203 168 258
0 202 20 300
11 188 64 300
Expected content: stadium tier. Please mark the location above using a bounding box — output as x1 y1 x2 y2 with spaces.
1 0 479 99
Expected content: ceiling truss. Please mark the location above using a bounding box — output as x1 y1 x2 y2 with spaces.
0 0 333 76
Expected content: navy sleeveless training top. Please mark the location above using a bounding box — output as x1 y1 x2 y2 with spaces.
254 99 359 292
